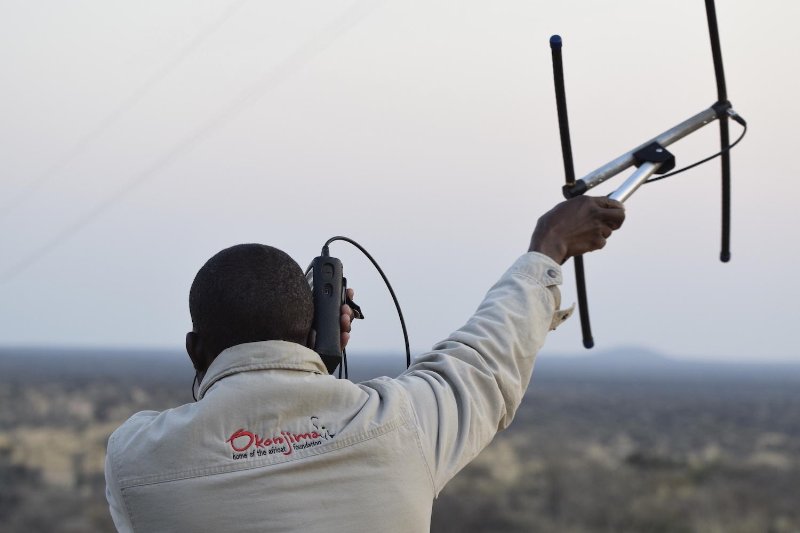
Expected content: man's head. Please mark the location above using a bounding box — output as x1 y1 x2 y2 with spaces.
186 244 313 373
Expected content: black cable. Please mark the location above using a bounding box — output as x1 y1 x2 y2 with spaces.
645 118 746 184
192 372 200 402
337 349 349 379
325 236 411 370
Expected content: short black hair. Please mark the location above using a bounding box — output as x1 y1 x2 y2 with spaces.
189 244 313 355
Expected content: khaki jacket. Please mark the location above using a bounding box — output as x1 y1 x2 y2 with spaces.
105 252 571 532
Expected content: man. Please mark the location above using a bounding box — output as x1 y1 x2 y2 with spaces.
105 195 624 532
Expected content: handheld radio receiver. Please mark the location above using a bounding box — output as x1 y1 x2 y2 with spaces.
306 237 409 379
307 250 347 374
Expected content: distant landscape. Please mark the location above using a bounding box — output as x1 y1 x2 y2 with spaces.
1 347 799 532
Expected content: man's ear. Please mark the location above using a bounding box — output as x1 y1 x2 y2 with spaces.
186 331 204 373
305 328 316 351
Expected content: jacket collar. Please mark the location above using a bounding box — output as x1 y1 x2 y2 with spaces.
198 340 328 399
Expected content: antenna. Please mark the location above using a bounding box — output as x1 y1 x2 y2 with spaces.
549 0 745 347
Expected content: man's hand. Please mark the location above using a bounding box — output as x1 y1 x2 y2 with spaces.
529 196 625 264
340 288 355 349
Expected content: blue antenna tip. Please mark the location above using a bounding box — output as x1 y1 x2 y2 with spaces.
550 35 562 49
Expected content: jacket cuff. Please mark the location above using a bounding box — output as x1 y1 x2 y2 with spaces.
510 252 574 330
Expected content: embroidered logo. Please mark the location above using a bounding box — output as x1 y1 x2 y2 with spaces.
225 417 336 460
310 416 335 440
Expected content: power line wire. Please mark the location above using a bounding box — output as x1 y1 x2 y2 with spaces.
1 0 383 282
0 0 248 221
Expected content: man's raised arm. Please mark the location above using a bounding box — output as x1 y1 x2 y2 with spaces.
393 196 625 493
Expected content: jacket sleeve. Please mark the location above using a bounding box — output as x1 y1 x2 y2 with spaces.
105 433 134 532
395 252 571 493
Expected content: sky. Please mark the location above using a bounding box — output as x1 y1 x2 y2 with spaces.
1 0 798 362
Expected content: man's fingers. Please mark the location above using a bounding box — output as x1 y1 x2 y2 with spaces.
585 197 623 254
340 309 352 333
340 315 351 348
594 197 626 230
530 195 626 262
605 209 626 230
595 196 624 210
340 297 356 349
